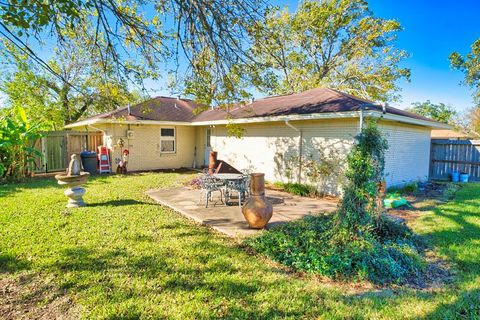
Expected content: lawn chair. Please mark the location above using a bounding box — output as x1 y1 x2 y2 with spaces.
199 174 224 208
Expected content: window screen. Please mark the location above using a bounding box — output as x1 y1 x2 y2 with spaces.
160 128 175 153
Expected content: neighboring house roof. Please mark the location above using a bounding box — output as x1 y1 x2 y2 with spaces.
65 87 451 129
431 129 473 139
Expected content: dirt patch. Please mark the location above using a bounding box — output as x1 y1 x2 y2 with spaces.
0 273 80 320
387 182 458 222
384 182 458 290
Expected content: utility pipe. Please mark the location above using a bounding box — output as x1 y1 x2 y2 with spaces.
359 106 364 132
285 120 303 183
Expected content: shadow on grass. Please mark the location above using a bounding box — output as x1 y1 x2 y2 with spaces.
0 177 59 197
338 185 480 318
44 236 324 319
0 253 31 273
422 288 480 319
88 199 154 207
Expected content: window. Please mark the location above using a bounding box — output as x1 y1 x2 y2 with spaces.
160 127 175 153
206 128 211 148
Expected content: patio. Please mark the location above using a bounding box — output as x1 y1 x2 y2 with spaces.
146 187 338 237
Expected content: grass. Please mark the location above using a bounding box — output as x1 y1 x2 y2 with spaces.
1 173 479 319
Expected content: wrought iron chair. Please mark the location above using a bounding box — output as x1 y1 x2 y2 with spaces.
224 174 250 207
199 174 224 208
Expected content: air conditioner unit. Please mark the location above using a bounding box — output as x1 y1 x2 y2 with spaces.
127 130 134 139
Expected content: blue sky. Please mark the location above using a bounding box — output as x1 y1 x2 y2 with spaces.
2 1 478 112
276 0 480 111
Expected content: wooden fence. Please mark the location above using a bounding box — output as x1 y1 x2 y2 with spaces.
430 139 480 181
33 131 103 173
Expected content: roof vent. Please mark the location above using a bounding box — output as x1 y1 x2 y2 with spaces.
249 98 255 104
127 104 131 115
382 103 387 114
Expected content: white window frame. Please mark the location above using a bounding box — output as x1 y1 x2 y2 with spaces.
160 127 176 154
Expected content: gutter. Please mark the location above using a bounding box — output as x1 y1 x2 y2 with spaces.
285 120 303 183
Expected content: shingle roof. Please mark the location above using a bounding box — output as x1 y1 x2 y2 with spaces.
71 87 439 125
192 88 437 123
86 96 200 122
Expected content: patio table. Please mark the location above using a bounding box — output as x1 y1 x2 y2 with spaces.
211 173 244 181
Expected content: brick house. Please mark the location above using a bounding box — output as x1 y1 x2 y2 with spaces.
65 88 450 191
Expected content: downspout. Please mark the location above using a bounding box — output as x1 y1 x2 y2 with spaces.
87 124 107 148
285 120 303 183
359 106 364 132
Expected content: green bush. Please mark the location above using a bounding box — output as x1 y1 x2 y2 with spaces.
272 182 318 197
246 215 425 284
387 182 418 195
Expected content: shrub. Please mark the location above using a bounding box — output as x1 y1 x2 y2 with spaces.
270 182 319 197
247 121 426 285
283 183 317 197
387 182 418 195
247 214 425 284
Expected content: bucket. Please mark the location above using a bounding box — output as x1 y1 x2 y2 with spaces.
460 173 469 183
451 171 460 182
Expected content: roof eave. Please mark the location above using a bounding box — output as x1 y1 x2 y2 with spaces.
191 111 362 126
191 110 452 129
64 118 192 129
366 110 453 129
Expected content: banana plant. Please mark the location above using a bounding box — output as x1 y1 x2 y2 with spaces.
0 106 43 180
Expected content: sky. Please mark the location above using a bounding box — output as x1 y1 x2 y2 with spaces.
276 0 480 112
1 0 479 112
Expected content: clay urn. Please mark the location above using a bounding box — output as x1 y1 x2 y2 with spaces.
242 173 273 229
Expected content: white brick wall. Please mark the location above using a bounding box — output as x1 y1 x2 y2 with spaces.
209 119 358 192
379 121 431 187
208 118 432 192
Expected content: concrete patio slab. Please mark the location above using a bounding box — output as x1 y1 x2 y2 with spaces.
146 187 338 238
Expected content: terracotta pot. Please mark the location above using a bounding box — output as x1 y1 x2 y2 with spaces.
242 173 273 229
208 151 217 174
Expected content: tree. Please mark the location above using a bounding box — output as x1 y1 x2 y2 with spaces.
450 38 480 135
246 0 410 102
0 0 264 104
450 38 480 106
407 100 457 124
1 39 142 129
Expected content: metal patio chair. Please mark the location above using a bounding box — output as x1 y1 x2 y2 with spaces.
199 174 224 208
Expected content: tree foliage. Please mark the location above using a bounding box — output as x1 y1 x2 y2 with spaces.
1 39 142 128
0 0 264 104
450 37 480 106
408 100 457 124
246 0 410 102
449 37 480 135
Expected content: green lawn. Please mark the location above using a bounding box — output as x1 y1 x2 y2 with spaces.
0 172 479 319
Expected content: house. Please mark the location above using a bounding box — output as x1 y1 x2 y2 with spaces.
65 88 450 191
431 129 475 140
